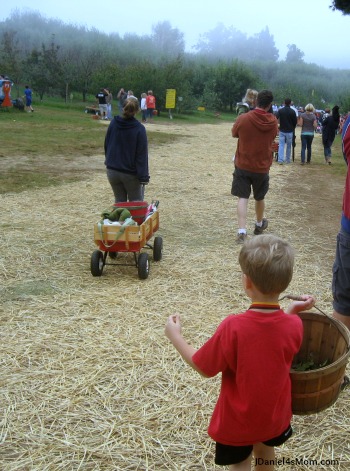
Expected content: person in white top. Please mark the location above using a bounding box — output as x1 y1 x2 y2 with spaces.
140 92 147 122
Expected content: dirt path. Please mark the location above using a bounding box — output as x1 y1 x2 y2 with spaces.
1 121 348 470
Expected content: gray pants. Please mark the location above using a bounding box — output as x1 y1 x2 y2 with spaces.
106 168 144 202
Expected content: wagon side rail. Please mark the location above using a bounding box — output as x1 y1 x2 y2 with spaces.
94 210 159 252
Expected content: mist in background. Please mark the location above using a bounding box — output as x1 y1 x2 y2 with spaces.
0 0 349 69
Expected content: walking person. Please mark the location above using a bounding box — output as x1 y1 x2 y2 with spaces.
298 104 317 165
231 90 278 244
332 111 350 390
165 234 315 470
276 98 297 164
23 85 34 112
95 88 108 120
332 112 350 330
140 92 147 123
104 98 149 202
322 105 340 164
146 90 156 123
117 88 128 114
105 88 113 120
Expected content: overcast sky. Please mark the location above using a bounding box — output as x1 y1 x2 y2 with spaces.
1 0 349 69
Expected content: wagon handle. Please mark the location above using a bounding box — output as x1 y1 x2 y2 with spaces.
278 294 332 320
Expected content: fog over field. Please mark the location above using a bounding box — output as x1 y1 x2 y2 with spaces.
1 0 349 69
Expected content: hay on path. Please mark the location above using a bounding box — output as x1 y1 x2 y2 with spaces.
1 122 349 470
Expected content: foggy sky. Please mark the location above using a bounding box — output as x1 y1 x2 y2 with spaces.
1 0 349 69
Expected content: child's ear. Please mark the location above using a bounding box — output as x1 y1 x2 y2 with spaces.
242 274 253 290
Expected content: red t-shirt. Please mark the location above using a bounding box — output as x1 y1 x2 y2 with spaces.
192 309 303 446
341 115 350 231
146 95 156 109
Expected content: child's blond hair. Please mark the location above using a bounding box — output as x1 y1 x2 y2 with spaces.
243 88 258 106
239 234 294 294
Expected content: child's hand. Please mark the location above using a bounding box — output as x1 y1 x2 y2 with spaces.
165 314 182 341
286 295 316 314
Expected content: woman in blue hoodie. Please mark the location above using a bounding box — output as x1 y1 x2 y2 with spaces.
104 98 149 202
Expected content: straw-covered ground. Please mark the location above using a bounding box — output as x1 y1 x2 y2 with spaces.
1 120 349 470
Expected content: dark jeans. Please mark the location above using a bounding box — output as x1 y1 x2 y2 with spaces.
300 134 314 163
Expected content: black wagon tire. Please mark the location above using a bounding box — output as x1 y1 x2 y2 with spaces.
91 250 104 276
153 236 163 261
138 253 150 279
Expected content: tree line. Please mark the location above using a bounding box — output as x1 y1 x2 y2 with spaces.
1 10 350 113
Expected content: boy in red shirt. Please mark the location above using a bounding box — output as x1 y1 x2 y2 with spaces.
165 234 315 470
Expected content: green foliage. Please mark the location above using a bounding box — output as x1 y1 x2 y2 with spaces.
286 44 305 63
341 96 350 113
194 24 278 62
330 0 350 14
1 10 350 113
211 61 259 111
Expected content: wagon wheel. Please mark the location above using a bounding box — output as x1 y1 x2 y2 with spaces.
153 236 163 261
138 253 150 279
91 250 104 276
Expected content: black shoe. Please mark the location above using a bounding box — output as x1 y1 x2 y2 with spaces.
254 218 268 235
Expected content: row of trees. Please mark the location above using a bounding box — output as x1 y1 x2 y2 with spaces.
1 10 350 113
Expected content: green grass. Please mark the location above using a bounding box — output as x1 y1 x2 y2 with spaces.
0 100 191 193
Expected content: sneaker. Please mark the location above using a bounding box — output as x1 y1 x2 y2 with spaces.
254 218 268 235
236 233 247 244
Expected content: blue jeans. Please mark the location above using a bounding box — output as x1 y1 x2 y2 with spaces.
324 146 332 158
278 131 293 163
301 134 314 163
332 229 350 315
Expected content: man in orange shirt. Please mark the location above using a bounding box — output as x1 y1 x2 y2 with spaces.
231 90 278 244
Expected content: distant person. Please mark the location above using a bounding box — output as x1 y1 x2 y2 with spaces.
104 98 149 202
95 88 108 120
322 105 340 164
23 85 34 112
290 101 299 118
236 88 258 116
105 88 113 120
146 90 156 123
140 92 147 122
276 98 297 164
127 90 138 100
231 89 278 244
117 88 128 114
298 103 317 165
165 234 315 470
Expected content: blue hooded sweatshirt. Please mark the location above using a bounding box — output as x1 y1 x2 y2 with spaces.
104 116 149 183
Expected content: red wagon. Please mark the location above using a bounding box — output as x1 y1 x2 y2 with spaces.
91 201 162 279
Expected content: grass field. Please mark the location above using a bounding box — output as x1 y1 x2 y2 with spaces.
0 100 234 194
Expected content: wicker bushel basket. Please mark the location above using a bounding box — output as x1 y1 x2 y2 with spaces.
291 311 350 415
